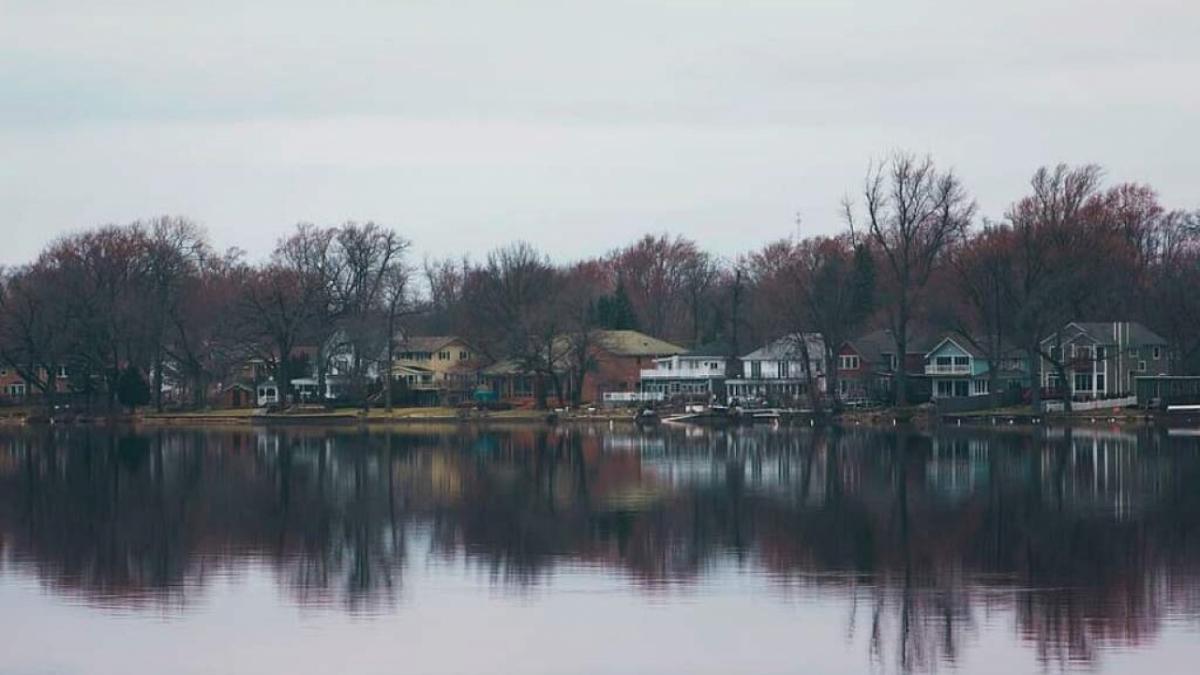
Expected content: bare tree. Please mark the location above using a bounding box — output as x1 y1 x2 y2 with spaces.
461 243 564 409
947 223 1016 402
849 153 975 406
141 216 209 411
331 223 411 409
1006 164 1104 412
0 263 74 413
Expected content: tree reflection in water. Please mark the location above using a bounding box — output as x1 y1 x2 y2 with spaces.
1 424 1199 671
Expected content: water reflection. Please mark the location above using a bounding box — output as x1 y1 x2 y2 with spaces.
1 424 1199 672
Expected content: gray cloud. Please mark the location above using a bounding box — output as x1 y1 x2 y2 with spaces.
1 0 1197 264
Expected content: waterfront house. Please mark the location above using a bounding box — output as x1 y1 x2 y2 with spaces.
482 330 686 406
0 366 30 404
836 328 933 404
638 341 732 401
1039 322 1169 398
392 335 485 404
726 334 826 406
924 335 1030 399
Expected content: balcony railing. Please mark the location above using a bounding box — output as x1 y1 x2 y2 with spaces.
640 368 723 380
925 364 970 375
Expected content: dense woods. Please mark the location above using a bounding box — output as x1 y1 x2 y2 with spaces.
2 154 1198 411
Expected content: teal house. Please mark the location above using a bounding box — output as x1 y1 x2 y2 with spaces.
924 335 1030 399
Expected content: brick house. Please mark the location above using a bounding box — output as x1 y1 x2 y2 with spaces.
836 328 934 404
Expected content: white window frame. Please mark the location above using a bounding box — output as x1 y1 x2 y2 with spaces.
839 355 860 370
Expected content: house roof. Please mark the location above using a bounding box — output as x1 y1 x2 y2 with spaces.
481 359 528 376
925 333 1024 359
594 330 686 357
742 334 825 361
393 364 435 375
395 336 467 353
1038 322 1167 347
1072 322 1166 346
844 328 935 362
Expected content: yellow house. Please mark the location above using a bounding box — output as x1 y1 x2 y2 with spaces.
392 336 483 403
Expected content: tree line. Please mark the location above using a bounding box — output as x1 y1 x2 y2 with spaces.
1 153 1197 412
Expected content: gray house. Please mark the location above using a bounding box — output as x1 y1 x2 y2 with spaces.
1039 322 1169 398
725 334 826 406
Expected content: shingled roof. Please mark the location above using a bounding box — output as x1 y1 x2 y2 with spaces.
594 330 686 357
395 336 467 353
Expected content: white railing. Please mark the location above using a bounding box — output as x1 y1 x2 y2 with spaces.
925 364 970 375
603 392 666 403
639 368 722 380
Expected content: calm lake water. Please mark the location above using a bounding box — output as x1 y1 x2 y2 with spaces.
2 423 1199 674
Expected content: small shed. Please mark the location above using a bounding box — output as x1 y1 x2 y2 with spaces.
218 383 256 409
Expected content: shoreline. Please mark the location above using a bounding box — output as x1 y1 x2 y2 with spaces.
3 404 1197 430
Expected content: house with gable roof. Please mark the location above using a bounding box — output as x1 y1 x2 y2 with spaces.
725 333 826 406
1038 322 1169 399
924 334 1030 399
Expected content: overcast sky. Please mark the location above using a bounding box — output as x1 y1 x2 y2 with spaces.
1 0 1197 265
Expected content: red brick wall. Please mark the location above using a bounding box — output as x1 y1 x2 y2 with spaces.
581 349 644 402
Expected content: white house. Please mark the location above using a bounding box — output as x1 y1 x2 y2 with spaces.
638 342 732 399
725 334 826 405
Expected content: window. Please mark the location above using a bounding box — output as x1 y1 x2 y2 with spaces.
839 355 860 370
954 380 969 397
1049 346 1061 362
1138 360 1147 372
973 379 990 395
778 361 790 378
936 356 953 367
1096 373 1106 393
1074 372 1093 392
750 361 762 378
7 383 27 397
889 354 899 371
459 350 469 360
438 351 450 360
953 356 970 367
0 368 7 376
936 380 954 397
1153 347 1162 360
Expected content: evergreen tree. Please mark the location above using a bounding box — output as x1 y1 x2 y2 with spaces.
850 243 876 324
117 365 151 413
598 279 638 330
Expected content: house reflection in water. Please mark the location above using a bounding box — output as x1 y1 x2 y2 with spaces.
1 424 1200 672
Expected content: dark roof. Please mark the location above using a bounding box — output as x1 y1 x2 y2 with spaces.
845 328 936 361
1039 322 1168 347
1073 322 1167 346
926 333 1025 359
742 334 825 361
